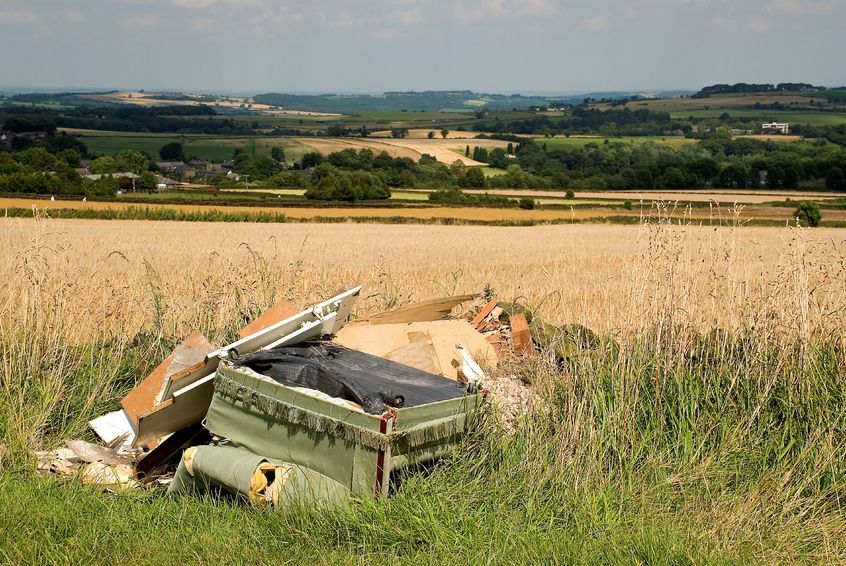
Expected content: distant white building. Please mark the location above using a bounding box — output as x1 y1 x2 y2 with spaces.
761 122 790 135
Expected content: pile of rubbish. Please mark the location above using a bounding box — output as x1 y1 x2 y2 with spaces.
36 287 558 507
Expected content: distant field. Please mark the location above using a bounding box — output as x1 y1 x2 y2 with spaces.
294 136 510 166
672 109 846 124
623 94 822 112
355 111 474 121
532 136 698 150
461 188 841 205
66 130 311 162
5 195 845 224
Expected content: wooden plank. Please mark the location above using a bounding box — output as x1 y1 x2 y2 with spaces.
238 300 299 339
120 332 213 430
133 379 215 447
471 300 498 329
361 294 479 325
510 314 534 356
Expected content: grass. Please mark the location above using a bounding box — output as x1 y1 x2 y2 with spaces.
669 109 846 125
70 130 311 162
1 217 845 561
534 136 698 150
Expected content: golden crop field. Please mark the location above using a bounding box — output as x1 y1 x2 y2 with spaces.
4 216 844 344
4 196 844 224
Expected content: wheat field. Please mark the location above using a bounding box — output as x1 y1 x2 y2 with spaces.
3 216 844 343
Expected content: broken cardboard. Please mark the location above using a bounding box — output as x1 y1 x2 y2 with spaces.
334 320 497 381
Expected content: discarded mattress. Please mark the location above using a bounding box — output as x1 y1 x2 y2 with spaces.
233 342 475 415
205 362 484 497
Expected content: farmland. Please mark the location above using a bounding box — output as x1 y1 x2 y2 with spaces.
531 135 699 150
2 216 845 562
66 130 312 163
4 194 846 225
69 129 510 165
618 94 846 124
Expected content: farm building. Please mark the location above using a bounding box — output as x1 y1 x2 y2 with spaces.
156 175 180 191
761 122 790 134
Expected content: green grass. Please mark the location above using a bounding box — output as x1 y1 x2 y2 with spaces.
670 109 846 125
72 130 311 162
534 136 696 150
1 326 844 562
355 111 474 121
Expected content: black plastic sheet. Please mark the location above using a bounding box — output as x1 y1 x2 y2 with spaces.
234 342 473 414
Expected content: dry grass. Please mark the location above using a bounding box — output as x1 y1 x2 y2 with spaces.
3 216 844 343
294 136 509 165
5 197 844 225
463 188 841 204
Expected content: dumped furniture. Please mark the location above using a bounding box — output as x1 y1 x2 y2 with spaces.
203 346 483 497
40 289 581 505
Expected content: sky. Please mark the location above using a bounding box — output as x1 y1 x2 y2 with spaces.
1 0 844 94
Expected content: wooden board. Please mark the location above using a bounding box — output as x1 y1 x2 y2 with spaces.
359 294 478 325
120 332 213 430
510 314 534 356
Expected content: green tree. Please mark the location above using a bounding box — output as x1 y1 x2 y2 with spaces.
271 146 286 162
518 197 535 210
300 152 323 169
159 142 185 162
487 148 509 169
457 167 486 188
465 145 470 157
440 129 449 139
115 150 149 174
137 171 157 192
391 128 409 139
794 201 822 227
825 166 845 190
89 156 117 174
428 131 435 139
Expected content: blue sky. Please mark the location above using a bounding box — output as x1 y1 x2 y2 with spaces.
1 0 844 93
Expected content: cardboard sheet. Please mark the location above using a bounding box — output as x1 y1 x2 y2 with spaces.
334 320 497 380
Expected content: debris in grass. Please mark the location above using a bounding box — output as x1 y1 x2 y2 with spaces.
34 287 593 505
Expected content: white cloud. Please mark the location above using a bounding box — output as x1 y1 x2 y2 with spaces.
172 0 258 6
190 17 213 32
766 0 834 14
519 0 554 16
750 17 771 32
453 0 508 22
395 6 422 26
64 10 85 24
580 14 614 31
0 9 37 24
122 13 159 29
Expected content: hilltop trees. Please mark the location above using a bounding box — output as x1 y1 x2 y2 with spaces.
159 142 185 162
304 163 390 202
271 146 286 162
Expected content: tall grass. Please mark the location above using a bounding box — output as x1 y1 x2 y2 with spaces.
0 214 844 561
